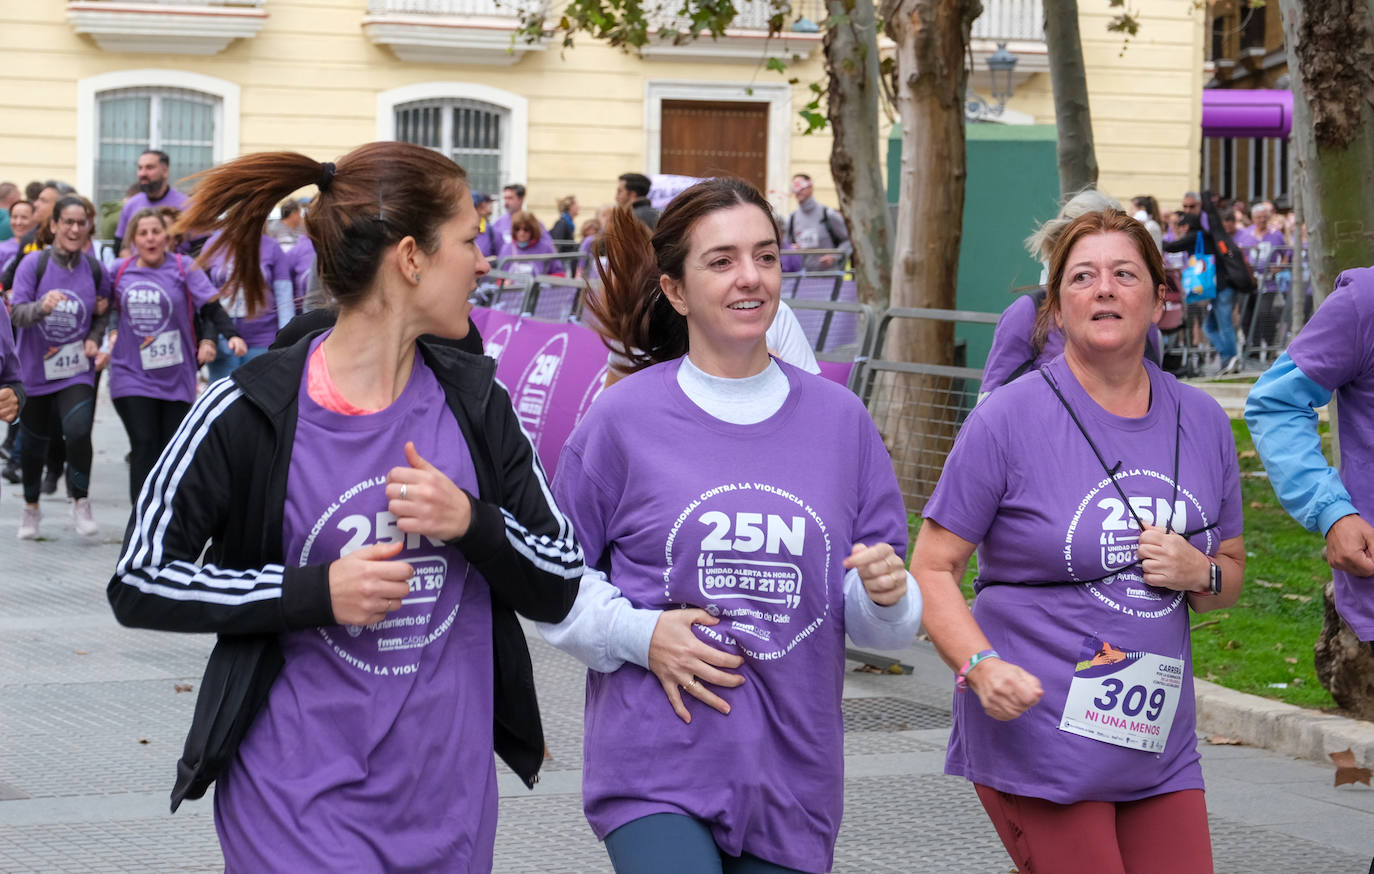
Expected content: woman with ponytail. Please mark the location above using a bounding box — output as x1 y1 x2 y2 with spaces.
107 143 583 872
537 178 921 873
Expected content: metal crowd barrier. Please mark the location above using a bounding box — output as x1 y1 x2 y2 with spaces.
859 307 999 514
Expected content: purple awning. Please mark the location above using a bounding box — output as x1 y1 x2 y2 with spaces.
1202 89 1292 138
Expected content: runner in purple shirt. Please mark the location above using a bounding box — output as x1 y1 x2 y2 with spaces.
201 230 294 381
11 196 111 540
912 209 1244 874
0 299 22 425
106 142 582 872
538 179 921 874
114 150 191 250
108 208 244 503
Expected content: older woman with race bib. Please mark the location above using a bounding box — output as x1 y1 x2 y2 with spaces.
912 209 1245 874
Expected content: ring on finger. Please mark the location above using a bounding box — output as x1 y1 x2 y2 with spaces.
399 483 408 500
683 677 700 693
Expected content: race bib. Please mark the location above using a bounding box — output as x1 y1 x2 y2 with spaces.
43 341 88 381
139 330 184 371
1058 636 1183 754
797 228 820 249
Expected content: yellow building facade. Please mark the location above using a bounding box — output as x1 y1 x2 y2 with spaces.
2 0 1204 226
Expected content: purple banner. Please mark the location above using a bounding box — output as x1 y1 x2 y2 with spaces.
470 307 610 478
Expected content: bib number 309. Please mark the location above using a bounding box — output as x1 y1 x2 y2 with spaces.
1058 642 1184 754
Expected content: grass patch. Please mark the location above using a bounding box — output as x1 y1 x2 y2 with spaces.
1188 419 1335 710
907 417 1338 711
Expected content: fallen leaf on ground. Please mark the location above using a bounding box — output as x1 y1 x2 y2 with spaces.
1282 593 1313 603
173 683 193 693
1239 450 1257 459
1285 657 1298 664
1254 579 1281 589
1249 501 1264 509
74 650 88 656
138 738 149 745
1208 735 1244 746
1330 749 1372 787
853 664 884 673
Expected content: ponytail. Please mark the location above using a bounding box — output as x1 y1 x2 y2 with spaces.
174 142 468 317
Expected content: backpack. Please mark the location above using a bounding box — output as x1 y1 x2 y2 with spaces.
786 206 847 250
2 246 105 295
112 254 197 344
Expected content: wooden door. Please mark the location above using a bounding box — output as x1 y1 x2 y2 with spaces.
660 100 768 192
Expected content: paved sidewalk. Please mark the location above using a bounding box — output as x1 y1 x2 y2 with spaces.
1 388 1371 872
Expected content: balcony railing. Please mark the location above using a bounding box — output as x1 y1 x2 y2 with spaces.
971 0 1044 43
66 0 268 54
362 0 550 65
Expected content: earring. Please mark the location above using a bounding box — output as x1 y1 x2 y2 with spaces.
412 272 420 282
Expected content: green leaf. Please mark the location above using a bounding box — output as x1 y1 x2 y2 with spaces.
766 57 788 73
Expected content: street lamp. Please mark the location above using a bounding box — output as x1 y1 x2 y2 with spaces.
967 42 1019 121
986 42 1018 109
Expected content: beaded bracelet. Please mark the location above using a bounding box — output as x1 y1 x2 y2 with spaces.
955 649 1000 692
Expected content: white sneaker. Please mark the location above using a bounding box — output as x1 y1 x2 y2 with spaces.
71 498 98 538
17 504 40 540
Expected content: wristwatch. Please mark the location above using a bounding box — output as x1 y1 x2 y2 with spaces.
1206 557 1222 595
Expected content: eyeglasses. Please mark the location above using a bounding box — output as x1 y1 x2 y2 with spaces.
57 218 89 229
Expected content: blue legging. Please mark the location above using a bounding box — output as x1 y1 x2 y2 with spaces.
603 813 807 874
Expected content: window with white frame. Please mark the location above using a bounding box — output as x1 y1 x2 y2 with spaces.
395 99 506 198
95 87 220 209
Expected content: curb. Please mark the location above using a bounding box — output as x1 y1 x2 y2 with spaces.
1194 679 1374 764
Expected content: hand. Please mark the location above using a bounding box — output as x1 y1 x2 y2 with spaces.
94 351 110 372
1137 522 1210 593
844 542 907 606
966 657 1043 721
95 296 109 316
647 608 746 724
386 441 471 542
197 339 217 365
1325 514 1374 577
327 540 413 626
40 290 64 314
83 339 99 360
0 387 16 423
818 254 836 268
227 336 248 357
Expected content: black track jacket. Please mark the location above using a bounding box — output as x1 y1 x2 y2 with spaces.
107 332 584 811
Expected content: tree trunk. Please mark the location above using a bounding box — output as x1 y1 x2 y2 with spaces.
1278 0 1374 712
1043 0 1097 197
878 0 981 509
825 0 894 310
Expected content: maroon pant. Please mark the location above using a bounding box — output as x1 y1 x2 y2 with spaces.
975 784 1213 874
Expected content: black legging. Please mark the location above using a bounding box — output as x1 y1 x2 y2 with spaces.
19 384 95 504
112 396 192 505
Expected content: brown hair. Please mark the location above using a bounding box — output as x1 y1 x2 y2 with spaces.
557 195 576 214
127 207 168 238
1035 208 1168 348
173 142 468 316
585 177 779 373
509 210 542 244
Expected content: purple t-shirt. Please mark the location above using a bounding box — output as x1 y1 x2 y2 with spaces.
490 212 548 248
108 255 219 403
115 187 191 241
0 300 19 388
206 233 291 349
1287 267 1374 636
1234 226 1286 250
496 236 562 277
554 359 908 873
981 293 1163 395
287 235 315 304
215 336 496 871
926 355 1242 804
0 237 19 279
10 250 110 397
